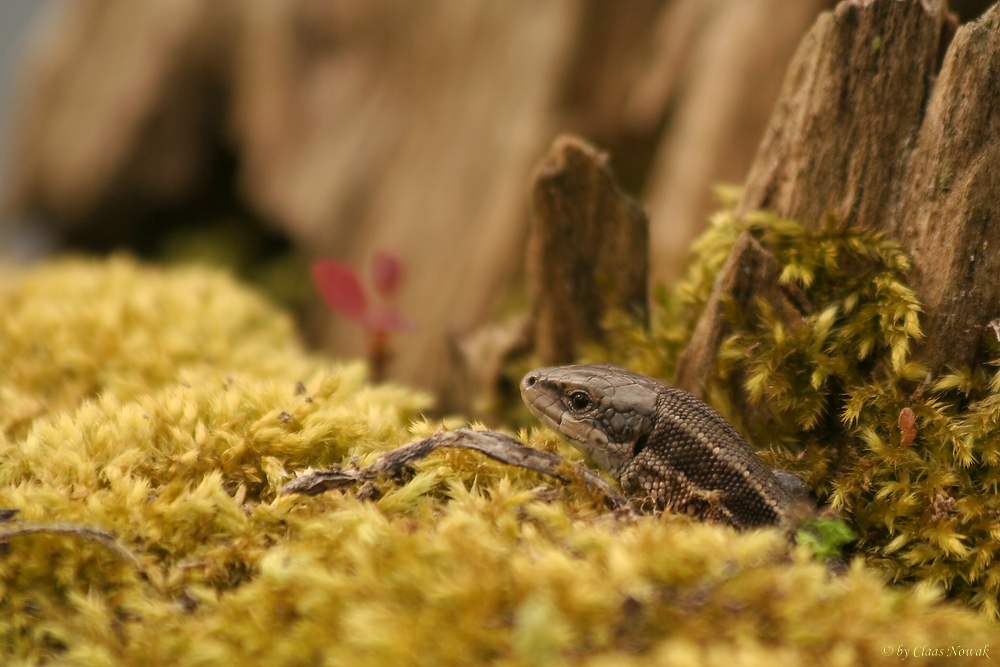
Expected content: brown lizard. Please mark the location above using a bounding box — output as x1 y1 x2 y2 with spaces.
521 363 803 529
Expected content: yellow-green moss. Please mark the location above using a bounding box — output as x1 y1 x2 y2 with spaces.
0 257 997 666
0 256 322 439
595 198 1000 619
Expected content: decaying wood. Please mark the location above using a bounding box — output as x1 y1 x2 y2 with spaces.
890 4 1000 375
558 0 666 155
675 0 950 397
3 0 851 402
674 233 790 401
734 0 947 228
527 134 649 366
4 0 239 234
677 0 1000 397
238 1 581 395
445 134 650 418
951 0 996 20
446 1 833 413
9 0 998 406
281 428 631 511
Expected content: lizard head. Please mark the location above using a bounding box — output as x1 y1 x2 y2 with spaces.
520 364 661 479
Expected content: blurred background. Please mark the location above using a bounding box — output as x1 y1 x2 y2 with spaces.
0 0 994 398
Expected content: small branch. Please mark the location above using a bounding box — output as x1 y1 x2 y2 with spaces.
282 429 632 511
0 523 143 571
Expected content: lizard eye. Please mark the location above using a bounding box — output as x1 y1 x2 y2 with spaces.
568 390 593 412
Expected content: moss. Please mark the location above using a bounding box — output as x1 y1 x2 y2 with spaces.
0 257 996 665
594 198 1000 618
0 256 317 439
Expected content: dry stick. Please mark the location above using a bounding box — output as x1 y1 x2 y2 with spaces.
0 523 143 572
281 429 632 512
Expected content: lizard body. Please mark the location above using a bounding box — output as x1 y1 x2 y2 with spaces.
520 363 794 529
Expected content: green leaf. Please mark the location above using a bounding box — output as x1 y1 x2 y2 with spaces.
796 518 857 560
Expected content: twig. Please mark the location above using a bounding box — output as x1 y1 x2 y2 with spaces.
281 428 632 511
0 523 143 571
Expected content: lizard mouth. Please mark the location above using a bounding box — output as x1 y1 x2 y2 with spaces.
519 375 563 432
520 371 611 462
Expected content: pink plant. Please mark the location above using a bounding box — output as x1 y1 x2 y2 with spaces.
312 251 413 382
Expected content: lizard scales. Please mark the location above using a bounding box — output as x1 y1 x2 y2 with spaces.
520 363 792 529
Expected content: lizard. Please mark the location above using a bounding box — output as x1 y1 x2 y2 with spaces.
520 363 804 529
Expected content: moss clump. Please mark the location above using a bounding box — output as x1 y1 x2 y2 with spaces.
596 199 1000 617
0 256 320 440
1 257 997 665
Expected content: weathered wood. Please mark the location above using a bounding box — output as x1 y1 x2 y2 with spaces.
951 0 996 21
446 135 651 417
4 0 235 228
735 0 946 228
527 135 649 366
675 0 949 397
249 1 580 394
890 4 1000 374
282 428 632 511
442 316 531 420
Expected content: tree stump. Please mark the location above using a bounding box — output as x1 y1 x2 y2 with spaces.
674 0 1000 399
889 4 1000 375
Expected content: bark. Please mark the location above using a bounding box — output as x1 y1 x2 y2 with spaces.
4 0 580 395
951 0 996 20
11 0 994 403
675 0 950 397
557 0 667 191
445 134 650 417
2 0 845 400
734 0 946 228
890 4 1000 374
442 315 531 420
527 135 649 366
673 233 788 399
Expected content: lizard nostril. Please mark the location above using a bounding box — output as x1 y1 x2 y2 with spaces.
525 375 537 387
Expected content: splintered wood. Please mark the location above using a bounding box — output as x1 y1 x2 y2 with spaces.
446 135 650 418
528 135 649 366
889 6 1000 375
676 0 1000 398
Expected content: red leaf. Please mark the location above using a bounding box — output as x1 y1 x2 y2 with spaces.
371 251 404 297
312 260 368 323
